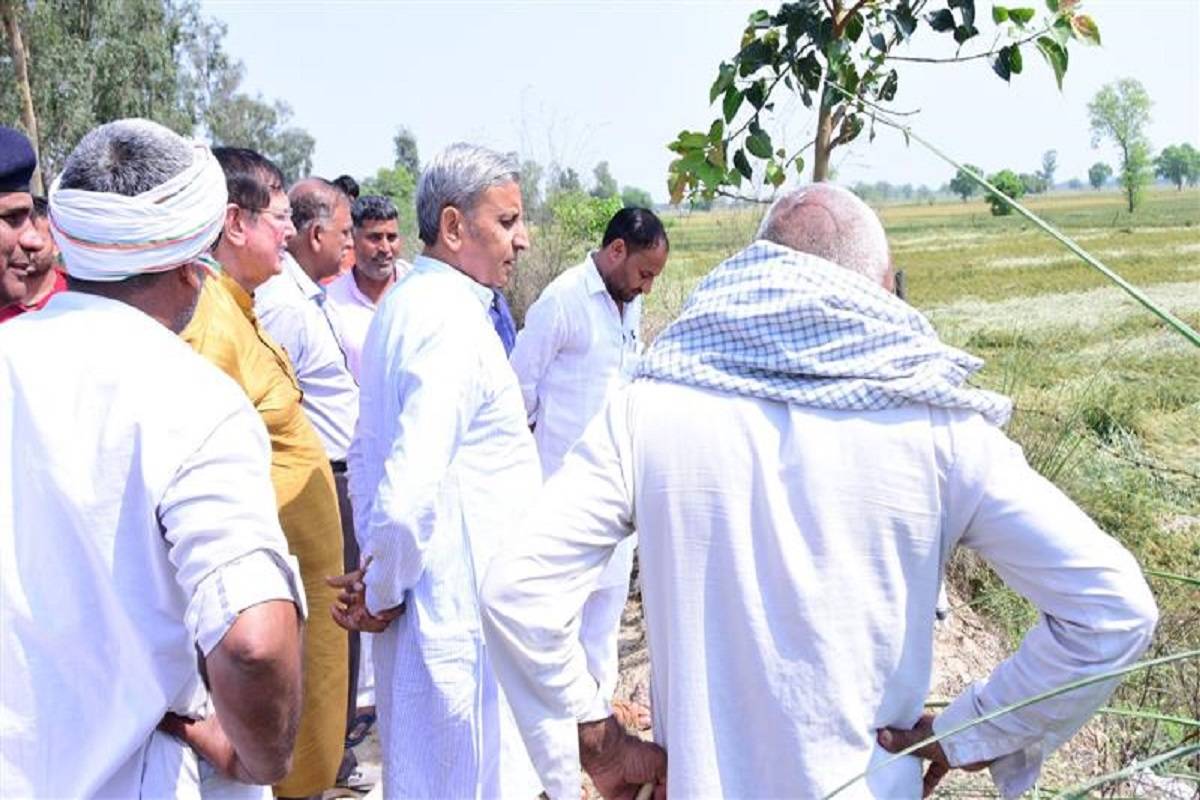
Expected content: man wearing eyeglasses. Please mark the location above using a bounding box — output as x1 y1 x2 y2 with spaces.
181 148 349 799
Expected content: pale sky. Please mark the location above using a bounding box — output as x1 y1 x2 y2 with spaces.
203 0 1200 201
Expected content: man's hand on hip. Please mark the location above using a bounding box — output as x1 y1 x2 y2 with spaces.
579 715 667 800
877 712 991 798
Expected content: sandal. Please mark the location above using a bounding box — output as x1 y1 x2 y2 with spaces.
345 710 376 749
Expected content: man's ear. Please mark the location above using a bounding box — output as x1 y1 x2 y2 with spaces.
222 204 247 247
308 222 325 254
440 206 464 253
180 261 205 291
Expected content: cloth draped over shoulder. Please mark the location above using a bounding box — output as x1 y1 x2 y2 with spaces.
47 140 227 281
636 240 1012 426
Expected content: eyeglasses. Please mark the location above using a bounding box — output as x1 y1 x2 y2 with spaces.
241 204 293 227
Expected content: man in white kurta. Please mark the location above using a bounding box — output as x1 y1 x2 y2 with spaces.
509 207 668 713
481 185 1158 799
343 144 541 798
1 120 306 798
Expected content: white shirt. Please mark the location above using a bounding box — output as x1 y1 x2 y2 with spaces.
325 262 411 383
255 253 358 461
0 291 305 799
481 380 1157 800
347 255 541 798
510 254 642 479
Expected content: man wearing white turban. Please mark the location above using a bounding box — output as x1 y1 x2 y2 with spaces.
0 118 307 797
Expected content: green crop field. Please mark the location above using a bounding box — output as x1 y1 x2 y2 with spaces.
649 188 1200 795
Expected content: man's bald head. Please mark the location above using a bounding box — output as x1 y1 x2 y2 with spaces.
288 177 353 281
757 184 892 287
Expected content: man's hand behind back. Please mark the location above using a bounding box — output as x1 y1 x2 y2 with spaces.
579 715 667 800
877 712 991 798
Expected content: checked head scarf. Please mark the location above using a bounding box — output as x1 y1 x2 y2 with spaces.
636 240 1011 427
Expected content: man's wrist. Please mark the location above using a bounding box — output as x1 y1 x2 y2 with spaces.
578 715 624 773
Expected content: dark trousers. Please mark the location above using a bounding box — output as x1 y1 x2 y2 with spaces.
331 462 361 736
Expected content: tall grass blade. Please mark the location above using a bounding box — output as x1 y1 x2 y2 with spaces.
1056 742 1200 799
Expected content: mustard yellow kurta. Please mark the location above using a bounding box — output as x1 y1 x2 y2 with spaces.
182 270 347 796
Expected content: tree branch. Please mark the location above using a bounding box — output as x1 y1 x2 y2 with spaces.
885 28 1048 63
716 187 772 204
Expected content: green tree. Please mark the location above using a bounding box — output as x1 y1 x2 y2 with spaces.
621 185 654 209
1019 171 1047 194
666 2 1099 202
1088 78 1153 213
360 163 417 240
985 169 1025 216
948 164 982 202
1040 148 1057 187
392 126 420 176
1154 143 1200 191
205 91 314 184
0 0 316 186
591 161 618 199
1088 161 1112 190
551 166 582 196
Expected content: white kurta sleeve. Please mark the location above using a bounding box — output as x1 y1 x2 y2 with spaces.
509 290 567 424
158 404 305 656
481 392 637 800
361 320 485 614
934 414 1158 798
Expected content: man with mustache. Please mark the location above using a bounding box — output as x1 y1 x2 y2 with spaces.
323 195 411 381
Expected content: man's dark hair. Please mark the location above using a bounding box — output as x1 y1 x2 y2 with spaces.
352 195 398 228
332 174 360 200
213 147 285 212
601 207 669 254
31 196 48 220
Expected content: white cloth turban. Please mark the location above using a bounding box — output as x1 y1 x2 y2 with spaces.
48 141 228 281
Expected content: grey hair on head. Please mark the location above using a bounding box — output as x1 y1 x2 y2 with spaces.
58 118 194 197
756 183 891 285
416 143 520 246
289 178 345 234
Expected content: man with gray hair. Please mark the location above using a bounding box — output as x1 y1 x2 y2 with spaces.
481 183 1156 799
330 143 636 797
1 118 305 797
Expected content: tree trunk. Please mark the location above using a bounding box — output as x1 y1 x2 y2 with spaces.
812 92 834 182
1 1 43 195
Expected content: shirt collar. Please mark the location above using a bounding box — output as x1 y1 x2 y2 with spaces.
217 270 255 315
282 252 323 301
584 252 609 297
413 254 494 310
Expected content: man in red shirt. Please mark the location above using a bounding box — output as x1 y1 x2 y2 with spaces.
0 195 65 322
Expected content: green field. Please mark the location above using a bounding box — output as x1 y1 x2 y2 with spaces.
651 188 1200 794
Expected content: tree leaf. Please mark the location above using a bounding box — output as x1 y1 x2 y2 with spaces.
879 70 898 101
746 129 774 159
708 118 725 141
1071 14 1101 45
748 8 771 27
953 24 979 44
992 48 1012 81
1009 7 1036 25
746 79 767 109
845 12 864 42
870 30 887 51
949 0 976 28
733 148 753 180
1008 44 1023 74
1036 35 1068 89
723 88 743 123
709 63 736 103
926 9 955 32
765 159 785 187
794 155 806 176
992 6 1009 23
